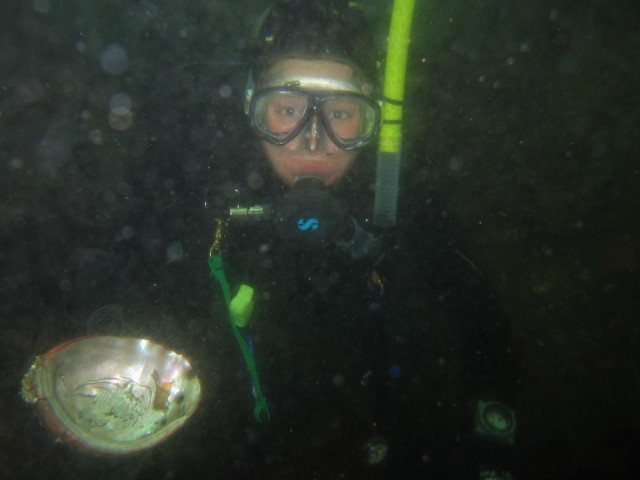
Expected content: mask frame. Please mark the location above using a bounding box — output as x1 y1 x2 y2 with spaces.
248 86 380 150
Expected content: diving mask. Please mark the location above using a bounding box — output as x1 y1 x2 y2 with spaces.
248 86 380 150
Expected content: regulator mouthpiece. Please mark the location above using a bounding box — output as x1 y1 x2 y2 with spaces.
219 178 380 257
271 177 351 249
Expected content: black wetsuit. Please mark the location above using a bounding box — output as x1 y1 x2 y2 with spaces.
213 157 517 479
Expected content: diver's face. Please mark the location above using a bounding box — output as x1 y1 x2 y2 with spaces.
258 59 366 187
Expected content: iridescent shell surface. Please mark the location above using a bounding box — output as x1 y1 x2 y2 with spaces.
21 336 201 455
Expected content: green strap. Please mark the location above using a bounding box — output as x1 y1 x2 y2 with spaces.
208 254 271 423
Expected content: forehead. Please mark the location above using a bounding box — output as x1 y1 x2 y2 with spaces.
260 58 363 92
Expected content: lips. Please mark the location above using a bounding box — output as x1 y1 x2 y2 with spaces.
293 162 335 176
261 139 357 187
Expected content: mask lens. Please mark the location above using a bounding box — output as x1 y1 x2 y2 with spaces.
324 95 378 146
251 88 379 149
253 91 309 142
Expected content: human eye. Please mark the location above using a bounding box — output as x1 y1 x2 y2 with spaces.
270 93 307 119
327 109 351 120
279 105 301 117
326 99 364 140
326 100 359 122
261 94 307 134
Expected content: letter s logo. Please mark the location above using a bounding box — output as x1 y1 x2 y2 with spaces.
297 216 319 232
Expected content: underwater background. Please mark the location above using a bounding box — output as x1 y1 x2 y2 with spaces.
1 0 638 478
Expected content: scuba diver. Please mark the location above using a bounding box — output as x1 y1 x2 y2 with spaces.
208 1 519 478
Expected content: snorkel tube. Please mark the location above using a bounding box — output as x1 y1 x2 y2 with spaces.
373 0 416 227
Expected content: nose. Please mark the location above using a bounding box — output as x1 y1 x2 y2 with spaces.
304 115 323 152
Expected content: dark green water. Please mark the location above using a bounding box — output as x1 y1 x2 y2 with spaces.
1 1 638 478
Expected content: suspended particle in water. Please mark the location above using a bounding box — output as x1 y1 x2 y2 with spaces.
449 155 464 172
109 106 133 131
14 79 46 105
166 241 185 264
144 3 159 18
363 437 388 466
109 93 132 111
388 364 402 379
360 370 373 386
85 304 125 335
75 38 87 53
120 225 134 240
100 43 129 76
246 170 264 190
88 129 104 145
58 278 73 292
218 85 232 99
32 0 51 14
102 189 117 204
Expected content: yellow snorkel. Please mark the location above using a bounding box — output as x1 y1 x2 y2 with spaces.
373 0 417 227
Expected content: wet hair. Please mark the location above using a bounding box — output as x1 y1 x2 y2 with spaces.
250 0 377 85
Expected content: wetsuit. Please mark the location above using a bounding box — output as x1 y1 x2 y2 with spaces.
214 157 517 479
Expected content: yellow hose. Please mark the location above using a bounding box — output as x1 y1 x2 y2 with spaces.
373 0 416 227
